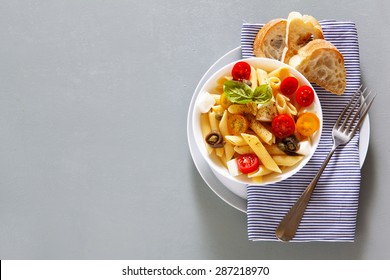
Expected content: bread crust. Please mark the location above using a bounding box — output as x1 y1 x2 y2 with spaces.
253 18 287 61
283 12 324 64
290 39 346 95
252 13 346 95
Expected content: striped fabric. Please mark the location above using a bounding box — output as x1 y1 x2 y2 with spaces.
242 21 361 241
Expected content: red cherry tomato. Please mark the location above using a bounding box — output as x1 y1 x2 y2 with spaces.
296 85 315 107
236 153 260 174
280 76 299 95
272 114 295 139
231 61 251 81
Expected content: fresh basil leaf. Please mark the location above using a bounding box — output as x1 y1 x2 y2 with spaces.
223 80 253 104
223 80 273 105
253 84 272 104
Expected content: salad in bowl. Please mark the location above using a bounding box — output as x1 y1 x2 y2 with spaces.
192 57 322 198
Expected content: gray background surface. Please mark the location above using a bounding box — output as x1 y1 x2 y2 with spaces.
0 0 389 259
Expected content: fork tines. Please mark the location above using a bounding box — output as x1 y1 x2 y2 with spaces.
336 85 376 137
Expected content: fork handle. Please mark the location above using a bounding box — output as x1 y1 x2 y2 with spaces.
275 146 337 241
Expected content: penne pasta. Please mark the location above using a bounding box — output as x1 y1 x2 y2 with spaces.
212 105 225 121
268 66 291 80
217 75 232 85
256 68 269 85
249 66 258 91
268 76 281 91
218 110 235 161
250 176 263 184
211 94 221 104
272 155 304 166
234 145 253 155
265 144 286 155
241 133 281 173
218 110 229 136
248 165 273 178
224 142 235 162
224 135 247 146
227 104 252 115
215 76 232 93
215 147 224 158
248 117 274 145
208 111 219 131
200 113 213 154
275 93 298 116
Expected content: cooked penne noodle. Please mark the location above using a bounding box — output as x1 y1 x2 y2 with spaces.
225 135 247 146
224 142 235 162
213 86 223 95
246 102 258 115
250 176 263 183
270 134 276 144
218 110 229 136
241 133 281 173
217 75 232 85
268 66 291 80
275 93 298 116
234 145 253 155
211 94 221 104
272 155 304 166
256 68 269 85
249 117 274 145
215 76 232 94
249 66 258 91
248 165 273 178
212 105 225 120
208 111 219 131
217 110 235 161
200 113 213 154
268 76 281 90
215 147 224 158
227 104 252 115
265 144 286 155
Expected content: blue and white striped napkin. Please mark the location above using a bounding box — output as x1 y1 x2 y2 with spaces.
242 20 361 241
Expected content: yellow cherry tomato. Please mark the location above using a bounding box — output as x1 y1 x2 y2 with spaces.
219 92 231 109
296 112 320 137
227 114 249 135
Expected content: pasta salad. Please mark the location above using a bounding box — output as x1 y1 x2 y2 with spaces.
198 60 321 183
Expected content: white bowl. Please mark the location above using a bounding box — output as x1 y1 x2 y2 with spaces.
192 57 323 199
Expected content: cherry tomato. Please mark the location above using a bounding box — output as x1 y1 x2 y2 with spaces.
219 92 231 109
231 61 251 81
296 112 320 137
272 114 295 139
295 85 315 107
236 153 260 174
227 114 249 135
280 76 299 95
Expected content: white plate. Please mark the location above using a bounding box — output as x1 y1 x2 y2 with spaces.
187 47 370 213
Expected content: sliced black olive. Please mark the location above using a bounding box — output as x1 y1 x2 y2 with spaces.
277 135 300 155
205 130 225 148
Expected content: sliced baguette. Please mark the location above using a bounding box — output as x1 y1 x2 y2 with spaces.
289 39 346 95
253 18 287 61
282 11 324 64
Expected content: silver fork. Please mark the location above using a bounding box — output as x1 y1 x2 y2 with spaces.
275 85 376 242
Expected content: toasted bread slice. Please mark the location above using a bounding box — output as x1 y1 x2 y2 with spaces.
253 18 287 61
282 12 324 64
289 39 346 95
